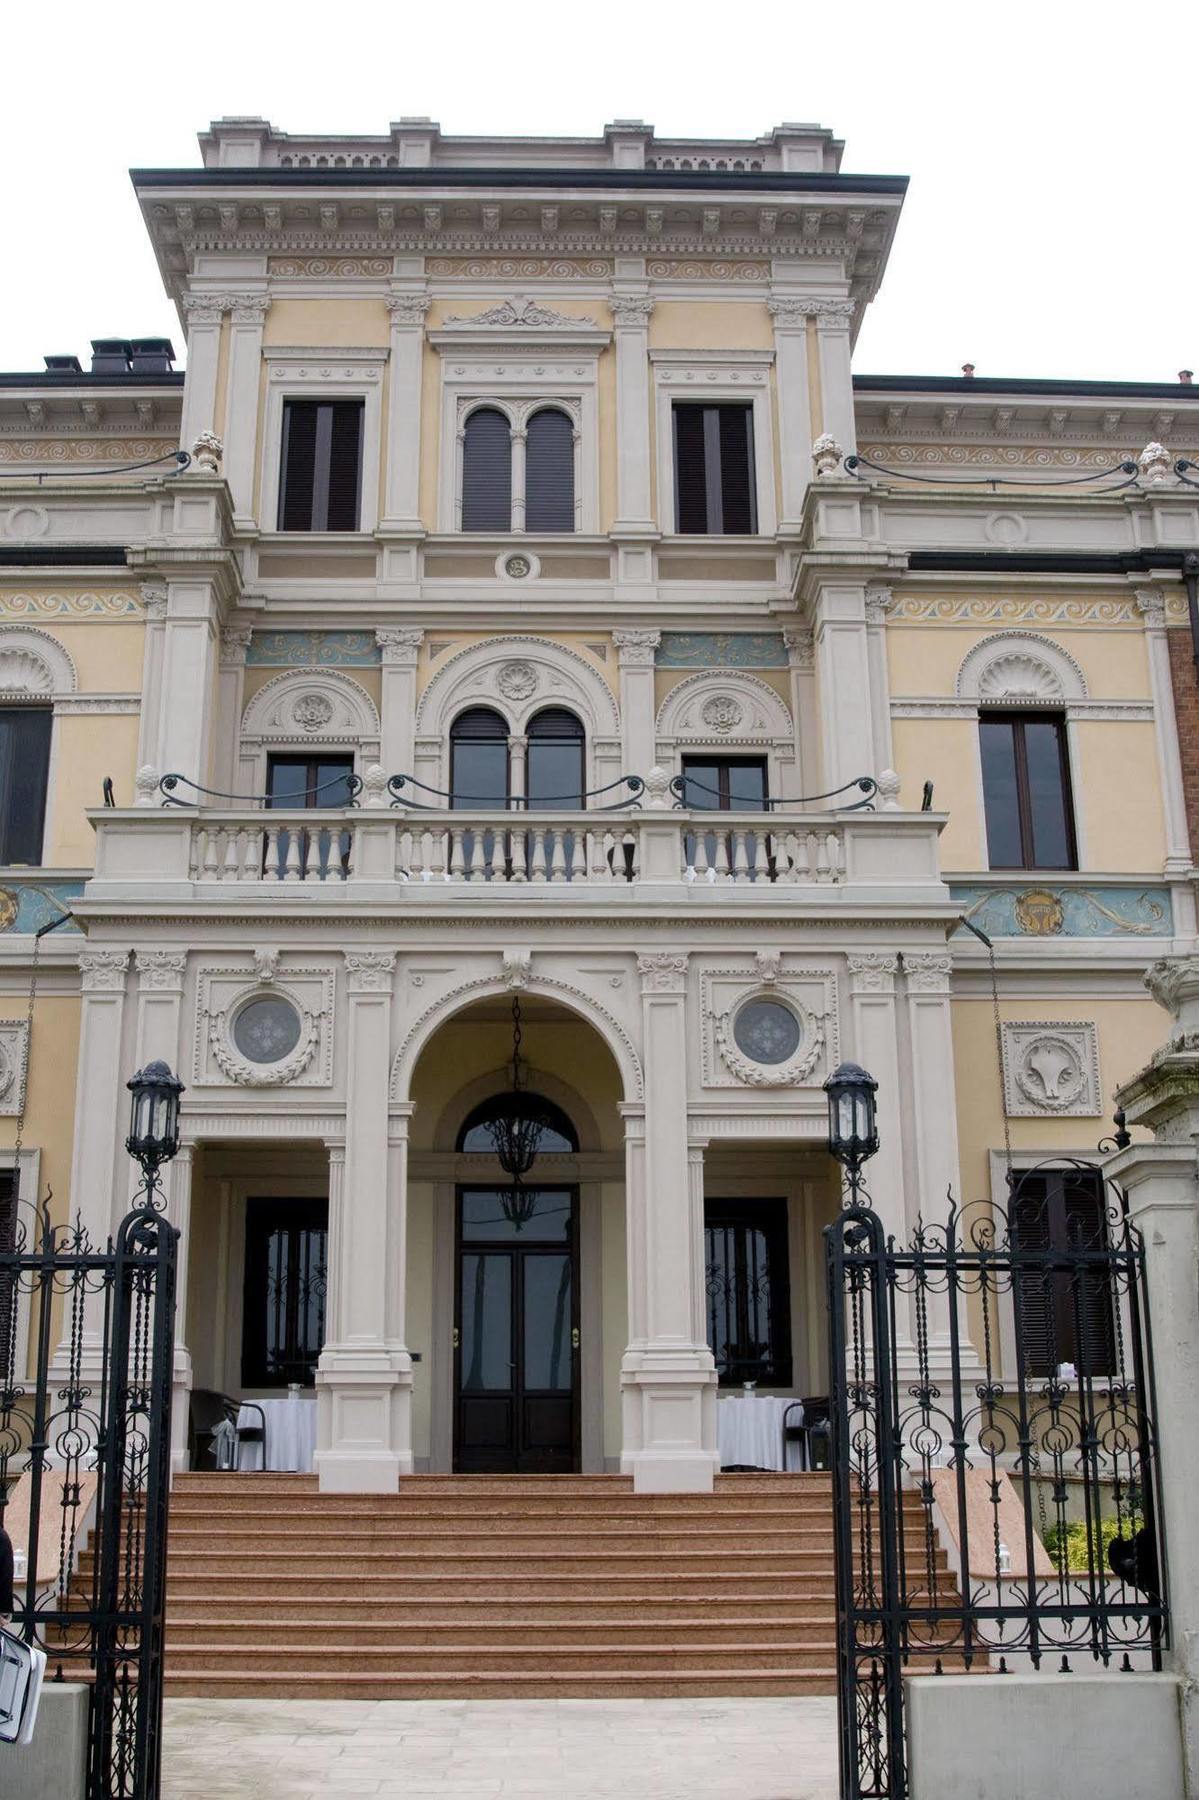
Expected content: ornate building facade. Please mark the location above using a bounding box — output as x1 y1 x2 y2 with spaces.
1 115 1196 1492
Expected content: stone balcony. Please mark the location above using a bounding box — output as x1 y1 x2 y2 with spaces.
82 797 953 920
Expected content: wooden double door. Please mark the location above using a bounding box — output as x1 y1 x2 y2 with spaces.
453 1185 579 1473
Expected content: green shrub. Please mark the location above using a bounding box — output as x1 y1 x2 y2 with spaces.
1041 1514 1142 1574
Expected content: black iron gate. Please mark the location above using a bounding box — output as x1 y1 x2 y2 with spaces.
826 1165 1167 1800
0 1192 176 1799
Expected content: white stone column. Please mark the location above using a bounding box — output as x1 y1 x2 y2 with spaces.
845 952 906 1239
1136 587 1192 876
315 950 407 1493
610 294 655 532
620 951 718 1493
814 301 857 456
222 293 270 529
381 293 429 533
166 1143 195 1476
865 584 895 772
156 584 220 785
613 629 660 779
126 950 188 1206
768 297 816 532
899 950 964 1374
323 1142 346 1343
386 1105 415 1476
1107 956 1199 1792
814 582 879 791
375 628 423 776
507 735 528 803
136 584 168 774
510 427 527 532
783 627 815 794
215 627 252 794
178 296 224 451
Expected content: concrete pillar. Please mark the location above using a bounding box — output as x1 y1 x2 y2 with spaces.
846 950 905 1236
381 293 429 533
136 585 168 776
865 583 895 772
222 293 270 529
156 583 220 786
1136 587 1193 877
178 296 224 450
609 291 657 596
768 297 816 532
813 582 879 791
613 629 660 779
510 426 527 532
899 949 962 1371
814 302 857 455
1107 954 1199 1793
166 1143 195 1477
782 627 815 794
376 628 423 776
620 951 718 1493
315 950 409 1492
215 627 251 794
507 735 528 804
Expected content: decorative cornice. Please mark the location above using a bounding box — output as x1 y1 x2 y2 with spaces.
889 594 1144 627
444 296 599 329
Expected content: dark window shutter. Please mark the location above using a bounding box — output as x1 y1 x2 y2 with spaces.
462 408 512 531
1011 1175 1056 1378
718 403 756 532
673 404 709 532
325 402 364 531
279 399 363 531
1011 1169 1115 1377
0 708 51 865
451 706 510 809
525 409 575 532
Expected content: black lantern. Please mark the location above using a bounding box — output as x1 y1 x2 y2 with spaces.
487 996 553 1229
824 1061 878 1202
126 1060 184 1179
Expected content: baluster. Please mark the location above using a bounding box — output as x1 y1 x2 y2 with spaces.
569 830 585 883
304 828 323 883
238 829 257 881
588 829 607 884
530 827 548 882
816 832 832 881
625 828 639 882
732 829 750 882
449 826 466 880
330 823 349 882
414 829 431 880
714 833 731 884
396 827 411 879
469 829 485 882
188 828 201 881
262 824 280 881
503 829 521 883
692 831 710 881
201 829 220 882
222 832 240 882
779 830 799 884
429 828 446 882
826 831 843 881
283 829 302 882
550 828 567 882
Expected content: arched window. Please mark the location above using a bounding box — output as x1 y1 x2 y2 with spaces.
450 707 509 809
461 407 512 531
526 707 584 809
525 408 575 532
458 1093 578 1154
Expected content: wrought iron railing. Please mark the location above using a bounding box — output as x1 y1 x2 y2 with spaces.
385 773 645 811
826 1168 1165 1800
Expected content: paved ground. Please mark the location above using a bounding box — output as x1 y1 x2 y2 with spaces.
162 1697 839 1798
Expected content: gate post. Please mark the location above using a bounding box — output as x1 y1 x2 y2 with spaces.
1108 955 1199 1797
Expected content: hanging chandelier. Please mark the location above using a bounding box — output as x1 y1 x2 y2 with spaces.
486 994 554 1229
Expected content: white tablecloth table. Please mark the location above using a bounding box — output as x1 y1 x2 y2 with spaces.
717 1394 806 1472
236 1394 318 1473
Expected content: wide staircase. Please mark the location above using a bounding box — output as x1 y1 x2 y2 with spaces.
163 1471 853 1700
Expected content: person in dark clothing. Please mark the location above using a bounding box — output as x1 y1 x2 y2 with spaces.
0 1522 13 1619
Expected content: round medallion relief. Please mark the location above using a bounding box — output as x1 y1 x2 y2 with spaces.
497 659 539 701
292 692 334 730
732 999 802 1065
701 694 744 733
232 995 303 1064
504 553 532 580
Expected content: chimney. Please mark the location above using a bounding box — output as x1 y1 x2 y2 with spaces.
961 363 976 379
1180 369 1194 386
90 338 133 374
43 354 82 374
129 338 176 375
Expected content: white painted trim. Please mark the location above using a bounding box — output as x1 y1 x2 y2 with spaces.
435 362 600 535
238 668 381 792
654 667 797 794
260 348 387 535
651 352 776 536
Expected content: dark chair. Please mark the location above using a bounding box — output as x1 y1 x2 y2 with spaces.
234 1402 267 1471
783 1396 832 1472
188 1390 267 1472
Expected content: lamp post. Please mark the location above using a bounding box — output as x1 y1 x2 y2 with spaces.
824 1060 879 1207
125 1060 184 1208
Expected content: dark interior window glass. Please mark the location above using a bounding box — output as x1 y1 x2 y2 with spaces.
526 708 584 809
680 757 768 811
241 1196 328 1387
525 408 575 533
451 707 509 809
1009 1168 1116 1377
673 402 757 534
980 712 1075 870
279 399 363 532
704 1197 792 1387
458 1095 577 1156
266 756 355 809
462 408 512 532
0 709 51 865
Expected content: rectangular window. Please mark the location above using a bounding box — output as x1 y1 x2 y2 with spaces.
704 1197 792 1387
680 756 768 811
278 399 364 531
0 708 51 865
241 1196 329 1387
980 711 1075 869
1009 1167 1116 1377
673 402 757 534
266 755 354 879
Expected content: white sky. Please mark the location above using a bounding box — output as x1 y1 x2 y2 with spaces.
4 0 1196 381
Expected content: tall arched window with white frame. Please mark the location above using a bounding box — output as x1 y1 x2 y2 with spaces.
524 407 576 533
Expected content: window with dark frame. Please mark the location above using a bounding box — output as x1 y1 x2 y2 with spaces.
461 407 513 531
679 756 769 812
672 401 757 534
241 1196 329 1388
524 408 575 533
979 710 1076 870
278 399 364 532
266 755 355 880
526 708 585 809
450 707 510 809
0 708 52 866
0 1166 16 1386
1009 1167 1117 1378
704 1197 792 1388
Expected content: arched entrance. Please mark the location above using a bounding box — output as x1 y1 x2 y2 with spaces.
403 991 627 1475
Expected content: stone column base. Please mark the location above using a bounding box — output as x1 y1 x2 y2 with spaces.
169 1345 193 1477
314 1349 414 1494
619 1350 719 1494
